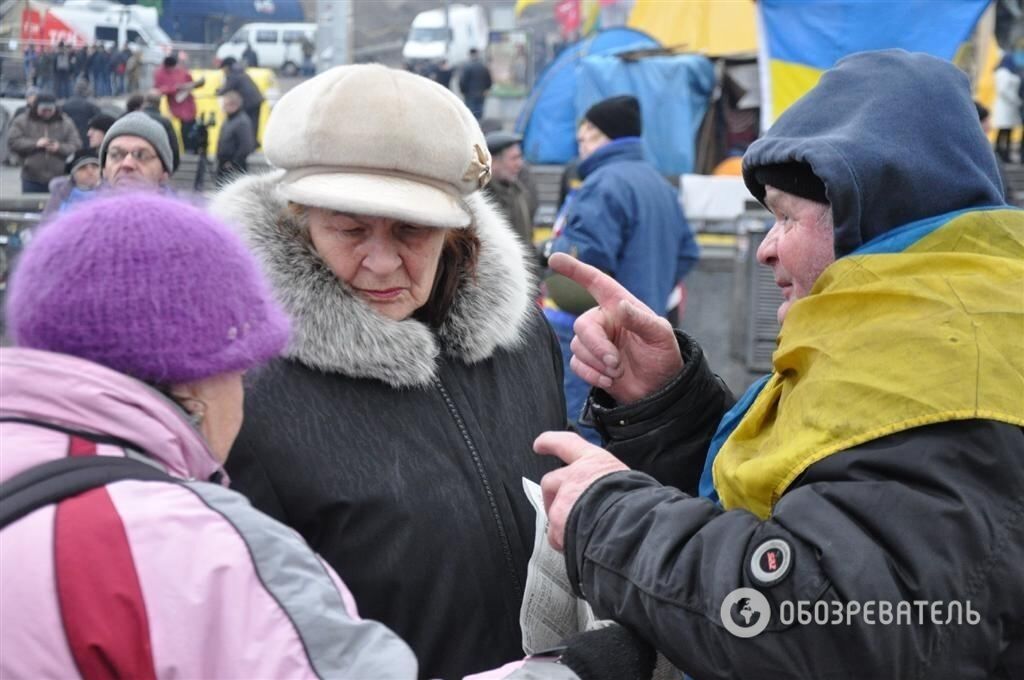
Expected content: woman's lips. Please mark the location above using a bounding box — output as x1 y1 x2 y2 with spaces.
358 288 404 300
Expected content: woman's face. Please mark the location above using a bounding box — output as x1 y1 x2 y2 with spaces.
172 371 245 464
307 208 448 321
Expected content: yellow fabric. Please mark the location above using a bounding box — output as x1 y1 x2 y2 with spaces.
768 60 825 125
161 68 276 155
713 209 1024 519
627 0 756 56
515 0 544 16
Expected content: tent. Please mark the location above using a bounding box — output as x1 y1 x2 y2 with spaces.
515 27 659 165
628 0 757 57
575 54 715 175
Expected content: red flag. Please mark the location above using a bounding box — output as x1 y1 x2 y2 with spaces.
555 0 580 37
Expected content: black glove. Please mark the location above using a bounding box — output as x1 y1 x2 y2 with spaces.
559 624 656 680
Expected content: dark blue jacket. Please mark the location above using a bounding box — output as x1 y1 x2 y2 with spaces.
551 138 698 314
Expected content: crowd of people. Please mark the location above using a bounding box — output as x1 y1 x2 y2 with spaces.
0 47 1022 680
23 41 141 99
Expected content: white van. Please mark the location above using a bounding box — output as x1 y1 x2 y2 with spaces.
402 4 489 72
216 22 315 76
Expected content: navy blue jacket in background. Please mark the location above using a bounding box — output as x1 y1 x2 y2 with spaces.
551 137 699 314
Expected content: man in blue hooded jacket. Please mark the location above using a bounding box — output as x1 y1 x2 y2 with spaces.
535 50 1023 678
546 95 699 442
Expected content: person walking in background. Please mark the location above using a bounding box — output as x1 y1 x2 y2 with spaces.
544 94 699 443
35 48 54 95
89 44 111 98
993 53 1021 163
242 42 259 68
23 44 37 86
483 131 534 247
111 44 130 95
216 57 264 146
53 43 73 99
60 78 101 149
458 47 492 119
154 55 200 152
215 90 255 184
7 93 81 193
1 193 419 679
125 44 142 93
211 64 566 679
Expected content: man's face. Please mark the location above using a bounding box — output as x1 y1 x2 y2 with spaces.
87 127 105 148
72 162 101 189
756 185 836 324
35 103 57 120
491 144 524 183
103 135 169 189
222 94 242 115
576 121 609 161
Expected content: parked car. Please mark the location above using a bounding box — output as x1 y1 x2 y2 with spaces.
216 22 315 76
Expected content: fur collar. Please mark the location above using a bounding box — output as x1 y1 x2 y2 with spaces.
209 171 534 388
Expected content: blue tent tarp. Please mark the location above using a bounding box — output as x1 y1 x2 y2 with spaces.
516 28 659 165
575 54 715 175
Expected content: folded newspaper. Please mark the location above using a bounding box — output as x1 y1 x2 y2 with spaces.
519 478 681 680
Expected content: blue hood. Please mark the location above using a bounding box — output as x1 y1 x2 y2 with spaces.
743 49 1005 257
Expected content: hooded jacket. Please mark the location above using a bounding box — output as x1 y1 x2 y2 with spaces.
570 50 1023 679
7 104 81 184
209 173 566 679
0 348 417 679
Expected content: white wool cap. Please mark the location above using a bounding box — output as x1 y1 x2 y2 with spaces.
264 64 491 228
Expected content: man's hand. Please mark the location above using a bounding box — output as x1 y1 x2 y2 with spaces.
535 431 629 551
549 252 683 404
35 137 50 149
45 141 60 154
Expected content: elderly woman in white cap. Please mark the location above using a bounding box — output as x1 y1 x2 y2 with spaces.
211 64 566 679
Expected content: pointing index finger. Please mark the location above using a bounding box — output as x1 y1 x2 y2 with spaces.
548 252 640 309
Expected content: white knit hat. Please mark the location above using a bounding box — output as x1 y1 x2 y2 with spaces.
263 64 491 228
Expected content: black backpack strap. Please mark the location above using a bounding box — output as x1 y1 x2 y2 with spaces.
0 456 174 529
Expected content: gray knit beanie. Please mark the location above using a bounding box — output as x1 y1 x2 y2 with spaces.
100 112 174 173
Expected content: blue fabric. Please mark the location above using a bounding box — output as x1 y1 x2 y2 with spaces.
550 139 699 314
59 187 99 213
574 54 714 175
545 308 602 445
742 50 1006 258
698 374 771 503
517 28 659 164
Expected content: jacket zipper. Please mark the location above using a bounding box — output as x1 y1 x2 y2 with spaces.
432 376 522 596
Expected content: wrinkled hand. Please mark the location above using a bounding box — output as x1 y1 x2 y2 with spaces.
535 431 629 551
549 252 683 405
35 137 50 148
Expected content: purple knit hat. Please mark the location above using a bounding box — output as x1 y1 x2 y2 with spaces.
6 193 290 384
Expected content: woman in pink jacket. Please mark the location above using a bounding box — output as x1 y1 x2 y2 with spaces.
0 193 417 679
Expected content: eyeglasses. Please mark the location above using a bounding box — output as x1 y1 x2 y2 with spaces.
107 148 158 164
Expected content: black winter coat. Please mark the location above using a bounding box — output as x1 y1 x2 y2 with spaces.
213 173 566 679
571 333 1024 679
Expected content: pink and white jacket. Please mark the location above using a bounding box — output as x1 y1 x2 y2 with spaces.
0 347 417 679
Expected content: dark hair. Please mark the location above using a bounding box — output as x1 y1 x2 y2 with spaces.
87 113 116 133
414 227 481 327
125 93 145 112
163 55 177 68
221 56 237 69
974 101 989 123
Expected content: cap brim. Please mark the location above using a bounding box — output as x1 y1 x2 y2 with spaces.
279 172 471 228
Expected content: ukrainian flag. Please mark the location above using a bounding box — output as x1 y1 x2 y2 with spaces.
758 0 990 128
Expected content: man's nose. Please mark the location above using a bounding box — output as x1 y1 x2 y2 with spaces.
756 222 780 265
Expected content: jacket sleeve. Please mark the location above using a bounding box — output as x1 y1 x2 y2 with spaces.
675 215 700 281
563 419 1024 679
55 118 81 156
551 179 626 275
7 115 39 156
582 332 734 495
178 481 419 678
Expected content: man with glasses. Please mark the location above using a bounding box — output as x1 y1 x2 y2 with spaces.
98 112 175 191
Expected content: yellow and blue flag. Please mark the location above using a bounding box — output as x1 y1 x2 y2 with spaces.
758 0 990 128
